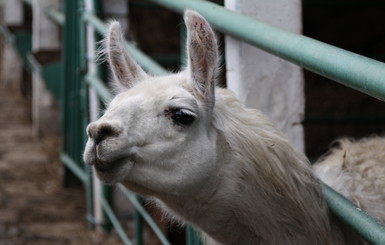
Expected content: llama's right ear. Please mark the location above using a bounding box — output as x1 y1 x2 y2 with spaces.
184 10 218 108
106 21 148 91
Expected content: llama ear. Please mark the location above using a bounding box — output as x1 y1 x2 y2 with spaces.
106 21 148 91
184 10 218 107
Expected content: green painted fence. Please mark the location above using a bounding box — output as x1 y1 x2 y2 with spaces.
1 0 385 245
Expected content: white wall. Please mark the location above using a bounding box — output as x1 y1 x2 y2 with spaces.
225 0 305 152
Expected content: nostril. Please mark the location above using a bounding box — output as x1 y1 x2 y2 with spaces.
87 123 97 139
95 124 120 145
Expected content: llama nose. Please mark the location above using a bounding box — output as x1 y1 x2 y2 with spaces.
87 122 121 145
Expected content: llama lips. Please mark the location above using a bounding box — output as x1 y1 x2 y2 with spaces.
93 150 139 173
94 157 125 172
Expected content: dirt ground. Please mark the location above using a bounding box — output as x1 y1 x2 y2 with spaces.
0 86 123 245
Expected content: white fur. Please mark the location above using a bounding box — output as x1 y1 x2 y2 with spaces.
83 10 384 245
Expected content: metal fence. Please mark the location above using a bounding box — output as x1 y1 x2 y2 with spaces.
1 0 385 244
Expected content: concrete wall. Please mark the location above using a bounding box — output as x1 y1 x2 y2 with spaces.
225 0 305 152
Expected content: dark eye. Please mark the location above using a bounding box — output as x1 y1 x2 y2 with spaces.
167 109 195 126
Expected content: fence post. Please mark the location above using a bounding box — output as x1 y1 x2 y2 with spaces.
224 0 305 152
62 0 94 227
84 0 106 231
186 226 202 245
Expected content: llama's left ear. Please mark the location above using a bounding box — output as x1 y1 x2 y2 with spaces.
184 10 218 108
106 21 148 92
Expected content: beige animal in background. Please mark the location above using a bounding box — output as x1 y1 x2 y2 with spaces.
83 10 385 245
313 137 385 224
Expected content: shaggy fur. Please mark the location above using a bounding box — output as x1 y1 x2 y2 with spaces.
83 10 384 245
313 137 385 224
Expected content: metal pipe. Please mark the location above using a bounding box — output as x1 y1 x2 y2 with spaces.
0 25 15 43
26 53 42 74
186 226 202 245
321 183 385 244
45 8 65 26
60 153 88 184
148 0 385 102
118 184 171 245
134 208 144 245
85 73 113 103
84 0 108 232
99 194 133 245
61 2 94 229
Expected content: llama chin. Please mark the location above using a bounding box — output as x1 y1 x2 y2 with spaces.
93 158 135 184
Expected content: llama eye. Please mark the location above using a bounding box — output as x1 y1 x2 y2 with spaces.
167 109 195 126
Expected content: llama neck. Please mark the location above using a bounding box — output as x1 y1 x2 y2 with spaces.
171 88 338 244
160 132 338 245
159 89 355 244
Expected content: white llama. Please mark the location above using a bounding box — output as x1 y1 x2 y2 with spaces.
83 10 385 245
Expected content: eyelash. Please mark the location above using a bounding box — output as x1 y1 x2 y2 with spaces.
166 108 196 126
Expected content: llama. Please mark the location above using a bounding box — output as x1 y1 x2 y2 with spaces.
313 137 385 223
83 10 384 245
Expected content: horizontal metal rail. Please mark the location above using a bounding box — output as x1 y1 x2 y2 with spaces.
148 0 385 102
117 184 171 245
85 74 113 103
0 25 15 43
99 194 133 245
321 183 385 244
26 53 42 74
45 8 65 26
60 153 88 184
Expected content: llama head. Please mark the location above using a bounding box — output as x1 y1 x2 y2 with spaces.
83 10 220 196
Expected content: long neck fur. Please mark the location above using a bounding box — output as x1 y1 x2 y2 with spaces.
159 88 355 245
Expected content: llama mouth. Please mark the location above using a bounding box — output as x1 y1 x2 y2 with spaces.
94 157 126 173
